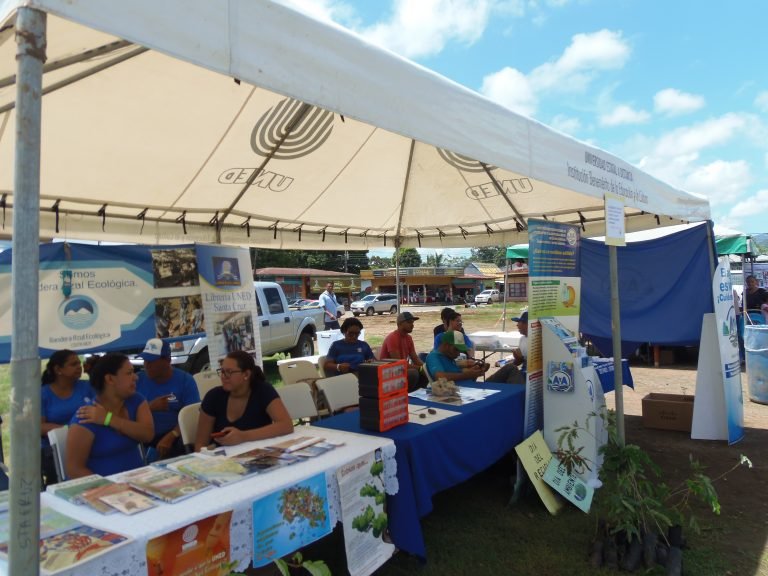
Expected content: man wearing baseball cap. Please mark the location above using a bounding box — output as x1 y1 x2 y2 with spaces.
426 330 488 383
137 338 200 460
380 311 427 390
486 310 528 384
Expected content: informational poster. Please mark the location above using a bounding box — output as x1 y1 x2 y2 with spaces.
543 459 594 513
146 511 233 576
196 245 261 366
514 431 563 515
693 258 743 444
336 451 396 576
251 473 331 568
603 192 626 247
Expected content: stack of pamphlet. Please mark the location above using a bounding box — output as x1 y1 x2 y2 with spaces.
0 504 131 574
116 466 212 504
47 475 118 514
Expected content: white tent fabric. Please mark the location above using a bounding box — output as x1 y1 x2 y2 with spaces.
0 0 710 250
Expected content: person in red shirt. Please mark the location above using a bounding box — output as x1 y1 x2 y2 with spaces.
380 311 427 391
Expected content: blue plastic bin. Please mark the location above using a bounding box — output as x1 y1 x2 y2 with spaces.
745 325 768 404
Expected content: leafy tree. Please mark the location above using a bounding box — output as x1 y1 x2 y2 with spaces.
425 251 445 267
395 247 421 267
470 246 506 267
369 255 393 269
251 248 368 273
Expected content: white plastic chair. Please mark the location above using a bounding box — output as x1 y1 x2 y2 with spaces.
178 402 201 452
277 383 319 423
47 426 69 482
194 370 220 399
317 355 327 378
278 360 319 385
316 374 359 414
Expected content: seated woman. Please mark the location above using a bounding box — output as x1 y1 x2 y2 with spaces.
41 350 95 485
195 351 293 450
66 353 154 479
323 317 375 376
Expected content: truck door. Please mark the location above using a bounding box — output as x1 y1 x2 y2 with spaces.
259 285 292 352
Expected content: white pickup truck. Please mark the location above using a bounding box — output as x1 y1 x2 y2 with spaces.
170 281 325 373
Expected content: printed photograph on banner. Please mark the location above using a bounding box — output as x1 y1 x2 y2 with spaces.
212 256 241 286
146 511 233 576
155 294 205 338
150 248 200 289
251 473 331 568
212 311 256 355
336 449 395 576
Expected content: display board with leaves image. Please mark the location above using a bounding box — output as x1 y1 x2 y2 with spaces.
351 460 388 538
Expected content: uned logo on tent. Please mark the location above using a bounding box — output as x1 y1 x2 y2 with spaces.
437 148 491 172
251 98 334 160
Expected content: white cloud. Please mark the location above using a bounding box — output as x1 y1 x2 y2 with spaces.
654 113 746 158
683 160 752 206
728 189 768 218
599 104 650 126
481 29 630 115
360 0 492 58
480 67 536 116
550 114 581 135
755 91 768 113
653 88 705 116
274 0 357 24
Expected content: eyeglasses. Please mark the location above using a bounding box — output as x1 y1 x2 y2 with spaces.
217 368 243 378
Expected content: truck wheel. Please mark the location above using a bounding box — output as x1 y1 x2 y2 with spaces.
389 305 397 314
353 313 360 317
190 349 210 374
290 332 314 358
366 307 375 316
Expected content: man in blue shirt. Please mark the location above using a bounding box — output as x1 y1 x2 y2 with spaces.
426 331 487 383
137 338 200 459
319 282 341 330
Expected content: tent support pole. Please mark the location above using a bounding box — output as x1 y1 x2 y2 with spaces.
609 245 625 444
10 8 45 575
502 257 509 331
393 140 415 314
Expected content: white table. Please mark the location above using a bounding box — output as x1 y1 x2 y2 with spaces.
276 354 323 368
11 428 396 576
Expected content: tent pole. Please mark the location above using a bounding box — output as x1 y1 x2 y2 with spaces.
395 249 401 313
609 245 625 444
502 257 509 331
10 8 46 575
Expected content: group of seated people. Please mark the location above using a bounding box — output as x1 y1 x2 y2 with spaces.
42 339 294 483
320 307 529 389
43 307 527 482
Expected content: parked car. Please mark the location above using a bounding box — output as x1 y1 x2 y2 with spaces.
474 289 500 304
350 293 399 316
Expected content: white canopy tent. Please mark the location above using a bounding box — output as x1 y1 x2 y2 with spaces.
0 1 711 572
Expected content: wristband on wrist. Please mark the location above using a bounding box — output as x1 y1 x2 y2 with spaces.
104 411 113 427
171 429 180 438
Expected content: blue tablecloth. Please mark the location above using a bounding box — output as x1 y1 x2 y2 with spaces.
313 382 526 560
592 358 634 393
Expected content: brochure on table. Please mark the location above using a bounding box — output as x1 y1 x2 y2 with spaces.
541 316 606 486
692 257 744 444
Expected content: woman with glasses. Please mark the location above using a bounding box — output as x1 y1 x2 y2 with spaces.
66 353 154 479
323 317 375 376
40 350 95 485
194 351 293 450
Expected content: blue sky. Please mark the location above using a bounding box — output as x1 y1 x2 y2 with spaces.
279 0 767 258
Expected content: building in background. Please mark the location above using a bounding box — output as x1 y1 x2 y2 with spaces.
253 267 360 305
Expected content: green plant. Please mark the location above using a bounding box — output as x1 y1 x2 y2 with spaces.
275 551 331 576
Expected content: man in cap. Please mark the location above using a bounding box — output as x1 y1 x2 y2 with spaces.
486 310 528 384
380 311 427 390
136 338 200 459
426 330 489 383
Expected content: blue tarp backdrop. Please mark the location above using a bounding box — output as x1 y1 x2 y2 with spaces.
580 223 717 357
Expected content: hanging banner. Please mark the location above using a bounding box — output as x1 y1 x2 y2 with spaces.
336 450 396 576
146 511 233 576
603 192 626 247
195 245 261 366
251 473 331 568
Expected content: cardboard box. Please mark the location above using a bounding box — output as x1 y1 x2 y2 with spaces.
641 393 694 432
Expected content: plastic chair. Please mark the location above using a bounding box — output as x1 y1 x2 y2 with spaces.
47 426 69 482
177 402 201 453
193 370 220 399
277 383 319 423
317 355 327 377
315 374 360 414
278 360 320 385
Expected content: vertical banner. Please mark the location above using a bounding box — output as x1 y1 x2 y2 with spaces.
146 511 233 576
195 245 261 367
336 450 396 576
251 473 331 567
713 257 744 444
524 219 581 436
603 192 626 247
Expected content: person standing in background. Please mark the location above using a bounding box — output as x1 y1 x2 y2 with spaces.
319 281 341 330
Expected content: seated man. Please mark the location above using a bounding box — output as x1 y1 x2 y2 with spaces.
433 307 454 337
137 338 200 460
380 311 427 391
432 310 477 359
487 311 528 384
426 331 488 383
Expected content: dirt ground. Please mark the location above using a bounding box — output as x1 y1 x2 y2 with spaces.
345 305 768 575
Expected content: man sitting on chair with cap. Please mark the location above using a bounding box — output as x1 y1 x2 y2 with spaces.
137 338 200 460
486 310 528 384
380 311 428 391
426 330 489 384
